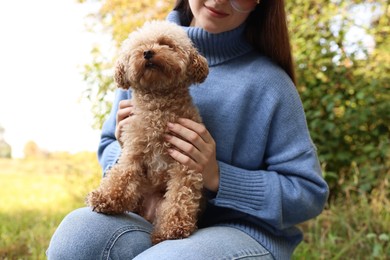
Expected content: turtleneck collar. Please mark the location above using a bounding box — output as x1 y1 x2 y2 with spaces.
167 11 253 67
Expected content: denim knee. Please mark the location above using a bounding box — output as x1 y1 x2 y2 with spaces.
103 225 152 259
47 207 153 260
135 226 274 260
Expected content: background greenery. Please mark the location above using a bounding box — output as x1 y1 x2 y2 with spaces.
1 0 389 259
0 154 100 259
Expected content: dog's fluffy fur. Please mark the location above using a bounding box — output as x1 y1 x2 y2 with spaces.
86 20 209 244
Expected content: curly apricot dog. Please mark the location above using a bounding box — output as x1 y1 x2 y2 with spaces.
86 20 209 244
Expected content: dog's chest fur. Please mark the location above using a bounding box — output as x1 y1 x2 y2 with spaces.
122 101 201 222
122 94 201 185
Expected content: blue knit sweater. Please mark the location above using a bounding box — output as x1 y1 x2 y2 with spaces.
98 11 329 259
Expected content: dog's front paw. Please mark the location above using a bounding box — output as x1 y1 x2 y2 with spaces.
86 190 120 214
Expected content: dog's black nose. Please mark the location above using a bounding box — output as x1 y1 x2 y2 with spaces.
143 50 154 60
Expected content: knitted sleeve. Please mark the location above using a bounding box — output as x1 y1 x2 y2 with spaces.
211 75 329 231
97 89 131 176
215 148 328 230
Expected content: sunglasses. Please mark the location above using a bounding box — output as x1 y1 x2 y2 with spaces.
230 0 260 13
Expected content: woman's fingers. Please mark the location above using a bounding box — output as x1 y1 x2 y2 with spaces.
165 119 216 169
117 100 134 121
166 119 213 153
115 116 132 144
176 118 214 144
167 147 203 173
117 107 132 121
115 99 134 143
165 118 219 191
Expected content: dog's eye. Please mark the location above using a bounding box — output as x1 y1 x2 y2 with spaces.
158 39 175 49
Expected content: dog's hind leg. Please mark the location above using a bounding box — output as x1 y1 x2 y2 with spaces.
86 155 145 214
151 164 203 244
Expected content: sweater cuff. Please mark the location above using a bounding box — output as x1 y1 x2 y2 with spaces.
102 141 122 176
215 161 268 211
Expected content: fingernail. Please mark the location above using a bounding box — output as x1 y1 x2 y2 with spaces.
167 122 174 128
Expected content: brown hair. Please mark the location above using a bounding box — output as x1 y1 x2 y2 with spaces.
173 0 296 84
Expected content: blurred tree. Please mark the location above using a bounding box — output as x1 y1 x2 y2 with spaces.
0 125 12 158
80 0 389 195
23 141 48 159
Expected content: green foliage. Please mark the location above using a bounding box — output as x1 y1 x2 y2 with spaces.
99 0 174 45
82 46 116 129
0 125 11 158
287 0 389 196
0 155 101 259
81 0 175 128
0 141 11 158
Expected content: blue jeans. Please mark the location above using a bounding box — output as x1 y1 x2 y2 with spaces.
47 207 274 259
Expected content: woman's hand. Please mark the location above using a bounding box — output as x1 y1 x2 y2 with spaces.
115 99 135 146
164 118 219 192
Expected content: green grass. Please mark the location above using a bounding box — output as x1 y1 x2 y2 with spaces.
0 155 389 259
0 155 100 259
294 197 390 259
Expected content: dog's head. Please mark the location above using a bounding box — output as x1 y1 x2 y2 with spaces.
114 20 209 94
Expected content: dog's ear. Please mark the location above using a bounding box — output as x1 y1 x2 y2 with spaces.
188 51 209 84
114 56 130 89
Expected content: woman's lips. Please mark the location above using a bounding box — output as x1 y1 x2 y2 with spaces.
205 5 229 18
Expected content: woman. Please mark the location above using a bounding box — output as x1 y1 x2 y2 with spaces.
47 0 329 259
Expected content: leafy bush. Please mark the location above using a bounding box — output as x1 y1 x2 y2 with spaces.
288 0 389 196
